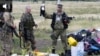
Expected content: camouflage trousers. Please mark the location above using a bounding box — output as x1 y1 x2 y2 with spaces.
22 29 36 51
51 29 67 50
0 32 13 56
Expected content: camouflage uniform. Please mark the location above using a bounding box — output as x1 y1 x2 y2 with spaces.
45 11 69 53
0 12 14 56
19 12 36 51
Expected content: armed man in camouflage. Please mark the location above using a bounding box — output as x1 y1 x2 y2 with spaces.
19 6 37 52
44 4 73 55
0 10 18 56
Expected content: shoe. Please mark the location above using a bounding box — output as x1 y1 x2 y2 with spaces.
60 52 65 56
52 48 56 54
65 50 71 56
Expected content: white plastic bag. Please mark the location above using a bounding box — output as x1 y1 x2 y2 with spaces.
71 42 84 56
49 54 59 56
11 54 17 56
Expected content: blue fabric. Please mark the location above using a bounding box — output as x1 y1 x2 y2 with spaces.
90 45 99 50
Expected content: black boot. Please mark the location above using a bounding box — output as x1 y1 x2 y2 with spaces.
60 52 65 56
65 50 71 56
52 48 56 54
65 50 67 56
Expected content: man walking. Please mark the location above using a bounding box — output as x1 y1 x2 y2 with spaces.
19 6 37 53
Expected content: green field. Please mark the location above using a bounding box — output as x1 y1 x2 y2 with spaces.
1 1 100 55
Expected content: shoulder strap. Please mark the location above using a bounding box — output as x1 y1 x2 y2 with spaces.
53 12 56 16
52 12 56 19
62 12 66 16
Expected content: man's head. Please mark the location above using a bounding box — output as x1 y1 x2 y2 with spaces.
25 6 31 13
57 4 63 13
3 12 10 22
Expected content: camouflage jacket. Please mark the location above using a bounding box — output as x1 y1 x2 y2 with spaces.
2 12 14 32
45 12 69 30
20 13 36 31
2 12 19 37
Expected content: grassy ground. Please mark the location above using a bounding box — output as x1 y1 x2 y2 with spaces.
1 1 100 55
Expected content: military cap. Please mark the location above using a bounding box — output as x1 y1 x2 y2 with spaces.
57 4 63 8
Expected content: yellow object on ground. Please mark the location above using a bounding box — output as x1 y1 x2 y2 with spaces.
68 36 78 46
33 50 48 56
